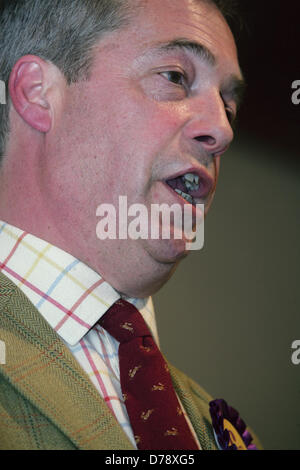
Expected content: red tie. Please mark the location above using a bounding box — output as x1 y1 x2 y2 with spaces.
99 299 198 450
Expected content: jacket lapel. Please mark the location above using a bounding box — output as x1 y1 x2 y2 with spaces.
169 363 218 450
0 272 134 450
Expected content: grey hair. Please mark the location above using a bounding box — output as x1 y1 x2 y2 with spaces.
0 0 134 162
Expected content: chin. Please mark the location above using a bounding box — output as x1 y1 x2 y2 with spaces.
143 237 190 264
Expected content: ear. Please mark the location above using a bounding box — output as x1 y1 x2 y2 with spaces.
9 55 59 133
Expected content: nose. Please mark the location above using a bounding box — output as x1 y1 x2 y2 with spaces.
183 89 234 156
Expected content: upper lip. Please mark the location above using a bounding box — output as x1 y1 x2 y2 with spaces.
164 166 215 200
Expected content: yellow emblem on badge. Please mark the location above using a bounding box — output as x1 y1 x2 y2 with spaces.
223 419 247 450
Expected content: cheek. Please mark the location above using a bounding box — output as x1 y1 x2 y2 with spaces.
112 78 186 138
54 86 187 205
149 107 183 138
142 99 187 132
121 99 186 161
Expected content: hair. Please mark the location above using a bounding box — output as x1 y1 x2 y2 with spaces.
210 0 239 20
0 0 239 163
0 0 134 162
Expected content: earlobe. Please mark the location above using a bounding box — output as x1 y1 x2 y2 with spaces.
9 55 52 133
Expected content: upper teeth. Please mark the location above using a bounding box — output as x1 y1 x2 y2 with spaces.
182 173 200 191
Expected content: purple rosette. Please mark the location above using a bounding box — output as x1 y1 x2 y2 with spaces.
209 399 257 450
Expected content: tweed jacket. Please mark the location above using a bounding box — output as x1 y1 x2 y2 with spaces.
0 272 259 450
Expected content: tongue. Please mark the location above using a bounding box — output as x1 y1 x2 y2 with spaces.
167 176 187 194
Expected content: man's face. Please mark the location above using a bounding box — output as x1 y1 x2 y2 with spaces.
42 0 243 297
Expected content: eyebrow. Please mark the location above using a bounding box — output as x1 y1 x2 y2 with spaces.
151 38 246 109
154 38 216 66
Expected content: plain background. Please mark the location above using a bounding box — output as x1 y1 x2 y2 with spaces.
154 0 300 450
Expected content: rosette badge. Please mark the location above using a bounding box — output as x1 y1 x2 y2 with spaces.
209 399 257 450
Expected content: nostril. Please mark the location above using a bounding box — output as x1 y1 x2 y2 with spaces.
194 135 216 146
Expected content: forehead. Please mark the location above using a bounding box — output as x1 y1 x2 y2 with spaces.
126 0 241 75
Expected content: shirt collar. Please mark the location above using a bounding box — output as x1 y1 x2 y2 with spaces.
0 221 159 346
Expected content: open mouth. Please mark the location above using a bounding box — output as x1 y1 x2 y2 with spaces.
165 170 213 206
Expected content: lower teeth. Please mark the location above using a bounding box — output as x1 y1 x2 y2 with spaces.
175 189 194 204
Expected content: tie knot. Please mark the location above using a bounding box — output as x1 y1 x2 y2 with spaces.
99 299 151 343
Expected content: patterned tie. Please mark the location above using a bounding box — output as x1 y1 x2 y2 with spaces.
99 299 198 450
